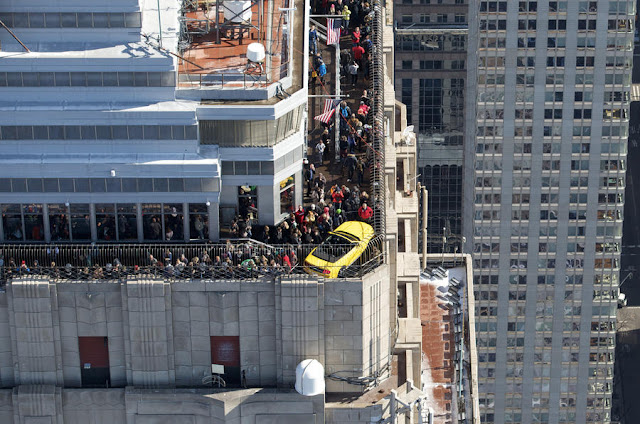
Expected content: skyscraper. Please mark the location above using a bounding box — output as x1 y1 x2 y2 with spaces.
393 0 468 253
466 1 633 422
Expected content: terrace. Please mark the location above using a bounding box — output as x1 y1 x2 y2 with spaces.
176 0 302 99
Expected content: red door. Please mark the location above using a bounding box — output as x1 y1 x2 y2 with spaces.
210 336 240 385
78 337 110 387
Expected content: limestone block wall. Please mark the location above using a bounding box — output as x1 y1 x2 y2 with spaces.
0 293 13 387
277 278 325 386
124 280 174 387
7 278 61 386
324 265 390 393
170 281 278 388
56 282 126 388
0 267 391 394
0 386 323 424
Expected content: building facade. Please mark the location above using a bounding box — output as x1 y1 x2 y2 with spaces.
466 1 633 423
0 0 306 243
0 0 475 422
393 0 468 253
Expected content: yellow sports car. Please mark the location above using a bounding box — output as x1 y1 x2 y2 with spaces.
303 221 375 278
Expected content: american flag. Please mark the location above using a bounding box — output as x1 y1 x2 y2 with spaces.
314 98 337 124
326 18 341 45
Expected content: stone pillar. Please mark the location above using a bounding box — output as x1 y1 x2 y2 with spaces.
124 279 173 387
276 277 323 386
8 278 60 386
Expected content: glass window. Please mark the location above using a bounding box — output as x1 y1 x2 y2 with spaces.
137 178 152 192
189 204 209 240
90 178 106 193
121 178 137 192
81 126 96 140
11 178 26 192
169 178 184 192
92 13 108 28
45 13 61 28
117 204 138 240
184 179 201 192
23 204 44 241
109 13 125 27
69 204 91 240
153 178 168 192
102 72 118 86
2 204 24 241
33 126 49 139
96 204 116 241
163 204 183 241
142 203 163 240
118 72 133 87
27 178 43 192
128 125 143 139
238 186 258 220
60 13 76 27
77 13 93 28
279 175 295 216
70 72 87 87
75 179 90 192
106 178 121 193
48 204 70 241
0 179 10 192
86 72 102 87
125 12 142 28
202 178 218 192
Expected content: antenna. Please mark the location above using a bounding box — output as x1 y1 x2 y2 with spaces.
157 0 163 48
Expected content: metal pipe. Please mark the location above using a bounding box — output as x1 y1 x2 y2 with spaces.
421 186 428 269
265 0 275 82
0 20 30 52
157 0 163 48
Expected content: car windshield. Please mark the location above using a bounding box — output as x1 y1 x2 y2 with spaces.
312 233 357 262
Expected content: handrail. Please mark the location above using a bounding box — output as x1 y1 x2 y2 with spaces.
0 236 384 283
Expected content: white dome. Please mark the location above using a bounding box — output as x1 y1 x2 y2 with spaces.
247 43 266 63
295 359 325 396
224 1 252 23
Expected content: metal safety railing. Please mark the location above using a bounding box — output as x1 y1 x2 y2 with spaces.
0 236 384 283
369 0 386 236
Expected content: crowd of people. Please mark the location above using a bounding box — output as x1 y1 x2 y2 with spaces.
0 242 318 282
226 5 378 248
0 7 381 283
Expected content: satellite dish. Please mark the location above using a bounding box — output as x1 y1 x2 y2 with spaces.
295 359 325 396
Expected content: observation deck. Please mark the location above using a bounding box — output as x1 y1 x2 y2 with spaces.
176 0 304 101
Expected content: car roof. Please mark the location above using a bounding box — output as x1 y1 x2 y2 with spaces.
333 221 375 241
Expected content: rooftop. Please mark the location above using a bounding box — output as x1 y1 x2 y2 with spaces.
176 0 303 96
420 256 477 423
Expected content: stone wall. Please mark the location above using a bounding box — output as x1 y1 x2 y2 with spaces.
0 266 390 394
0 386 322 424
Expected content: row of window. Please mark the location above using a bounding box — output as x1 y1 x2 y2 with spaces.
0 125 197 141
401 60 465 70
0 72 175 88
0 178 219 193
199 105 304 147
400 13 466 24
0 12 141 29
1 203 211 242
221 148 303 176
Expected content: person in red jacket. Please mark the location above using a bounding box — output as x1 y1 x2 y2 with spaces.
358 202 373 221
332 187 345 209
294 205 306 226
352 43 365 68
